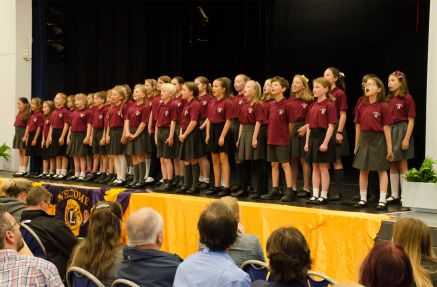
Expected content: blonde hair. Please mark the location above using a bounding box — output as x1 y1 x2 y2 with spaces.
67 95 76 109
56 93 67 107
245 80 262 104
160 83 176 95
145 79 159 98
293 75 314 103
219 196 239 219
0 179 32 198
75 93 88 107
313 77 334 102
393 217 437 287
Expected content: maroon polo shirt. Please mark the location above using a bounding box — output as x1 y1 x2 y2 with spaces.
262 99 274 125
66 109 74 125
266 98 292 146
127 103 149 128
92 105 106 130
107 103 128 128
71 108 92 132
288 97 311 123
14 111 27 127
156 100 178 128
27 111 44 133
388 94 416 124
331 87 348 118
306 99 337 129
199 94 214 120
231 94 245 119
239 102 265 125
181 98 201 130
354 101 392 132
43 117 51 138
207 97 233 124
50 107 68 130
173 97 186 124
353 96 366 117
150 95 162 129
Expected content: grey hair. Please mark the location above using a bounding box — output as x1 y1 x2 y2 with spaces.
126 207 163 247
0 207 11 249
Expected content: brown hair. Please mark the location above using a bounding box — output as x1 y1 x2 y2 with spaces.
158 75 171 84
18 97 31 123
388 70 410 99
271 76 290 98
31 98 43 112
122 84 132 101
42 100 55 120
267 227 311 284
183 82 199 99
94 91 107 103
362 76 387 103
145 79 159 98
195 76 212 95
216 77 232 99
69 201 122 279
326 67 346 91
26 186 51 207
261 78 273 101
219 196 239 219
313 77 334 102
0 179 32 198
198 201 237 251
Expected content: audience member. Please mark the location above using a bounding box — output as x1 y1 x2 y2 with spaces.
252 226 311 287
117 207 182 287
20 186 77 279
392 217 437 287
200 196 265 267
173 201 251 287
0 207 64 286
0 179 31 220
359 241 414 287
69 201 123 286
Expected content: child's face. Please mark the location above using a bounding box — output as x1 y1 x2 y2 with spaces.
160 89 172 101
323 69 336 85
263 80 271 94
212 81 225 98
17 101 25 111
271 81 284 96
75 98 85 109
30 100 38 111
234 76 246 93
87 95 94 106
54 95 64 108
313 82 328 98
291 77 304 94
111 91 123 103
181 85 192 100
388 75 401 93
157 79 164 91
42 103 50 114
133 88 145 101
171 79 182 94
243 82 254 101
94 96 103 106
144 81 152 94
364 79 380 98
195 79 205 93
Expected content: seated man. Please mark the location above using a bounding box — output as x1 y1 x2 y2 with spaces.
0 207 64 286
117 207 182 287
173 201 251 287
0 179 31 220
200 196 265 267
20 186 77 279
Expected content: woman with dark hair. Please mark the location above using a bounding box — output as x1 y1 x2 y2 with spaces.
69 201 123 286
359 242 414 287
252 226 311 286
0 179 32 220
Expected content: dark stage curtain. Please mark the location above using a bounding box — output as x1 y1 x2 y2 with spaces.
32 0 48 100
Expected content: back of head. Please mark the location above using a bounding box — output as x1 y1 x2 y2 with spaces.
219 196 239 220
198 201 237 251
126 207 163 247
267 227 311 284
359 242 414 287
26 186 51 207
0 179 31 199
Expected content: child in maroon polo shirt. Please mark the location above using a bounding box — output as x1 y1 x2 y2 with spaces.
171 76 186 189
260 76 295 202
23 98 44 176
13 97 30 177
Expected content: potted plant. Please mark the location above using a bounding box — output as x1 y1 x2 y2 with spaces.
402 157 437 213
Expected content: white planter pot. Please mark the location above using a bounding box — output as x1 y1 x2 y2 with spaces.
402 180 437 213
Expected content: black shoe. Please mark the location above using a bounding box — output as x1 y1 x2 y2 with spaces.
132 182 145 189
354 200 367 208
297 189 311 198
249 192 261 199
102 174 115 184
127 181 138 188
329 192 343 201
176 185 190 194
57 174 66 180
260 188 282 200
281 189 296 202
316 197 328 205
376 202 387 211
306 196 319 204
386 196 400 205
198 182 209 190
177 178 184 189
97 174 109 183
230 185 242 193
13 171 25 177
67 175 78 181
113 180 126 187
231 189 249 197
77 176 87 182
205 186 221 196
218 187 231 197
84 172 98 182
186 187 200 194
35 173 47 179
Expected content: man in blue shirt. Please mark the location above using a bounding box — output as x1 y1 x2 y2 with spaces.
173 201 251 287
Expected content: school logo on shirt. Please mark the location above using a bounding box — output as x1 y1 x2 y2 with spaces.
99 115 103 119
159 99 163 104
149 102 152 107
372 112 381 118
302 103 307 109
217 107 223 113
248 107 254 114
177 102 183 107
184 110 189 116
46 120 49 124
239 100 244 105
135 111 141 116
165 110 169 116
396 103 403 110
320 108 326 115
59 113 63 118
278 109 285 115
33 118 37 122
332 97 337 102
80 113 85 118
202 100 208 106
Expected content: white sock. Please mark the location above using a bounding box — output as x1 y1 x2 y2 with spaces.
360 190 367 201
203 177 210 183
18 166 23 173
199 176 204 182
379 191 387 203
320 190 328 199
113 156 121 179
75 171 80 177
128 166 133 175
145 159 151 179
80 172 85 177
390 173 400 198
56 169 61 175
312 188 320 198
61 169 67 176
119 155 127 181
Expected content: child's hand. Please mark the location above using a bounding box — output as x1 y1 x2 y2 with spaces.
105 135 110 144
386 150 394 161
179 134 186 142
252 138 258 149
218 136 225 147
66 137 71 146
205 136 209 144
59 137 65 145
319 144 328 152
121 135 127 145
83 137 90 145
166 137 174 147
401 139 409 150
304 144 309 152
297 126 306 137
335 133 343 144
31 139 37 146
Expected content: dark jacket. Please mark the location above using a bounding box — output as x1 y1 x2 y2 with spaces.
20 209 78 279
117 247 183 287
252 281 307 287
0 196 26 221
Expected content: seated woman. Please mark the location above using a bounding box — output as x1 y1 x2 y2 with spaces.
69 201 123 287
252 226 311 287
0 179 31 220
359 241 413 287
392 217 437 287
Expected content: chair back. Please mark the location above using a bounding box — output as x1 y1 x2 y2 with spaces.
66 266 105 287
307 271 337 287
111 279 141 287
20 222 47 259
241 260 273 282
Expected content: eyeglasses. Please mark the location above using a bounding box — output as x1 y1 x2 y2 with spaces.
364 82 377 88
7 221 20 231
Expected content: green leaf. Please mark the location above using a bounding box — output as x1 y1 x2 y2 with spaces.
0 143 11 161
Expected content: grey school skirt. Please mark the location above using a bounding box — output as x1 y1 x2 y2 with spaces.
108 127 126 155
290 121 306 158
179 127 205 161
126 126 146 155
305 128 336 164
13 127 26 149
334 122 350 158
92 129 107 155
391 121 414 161
237 124 266 161
353 131 389 171
68 131 90 157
